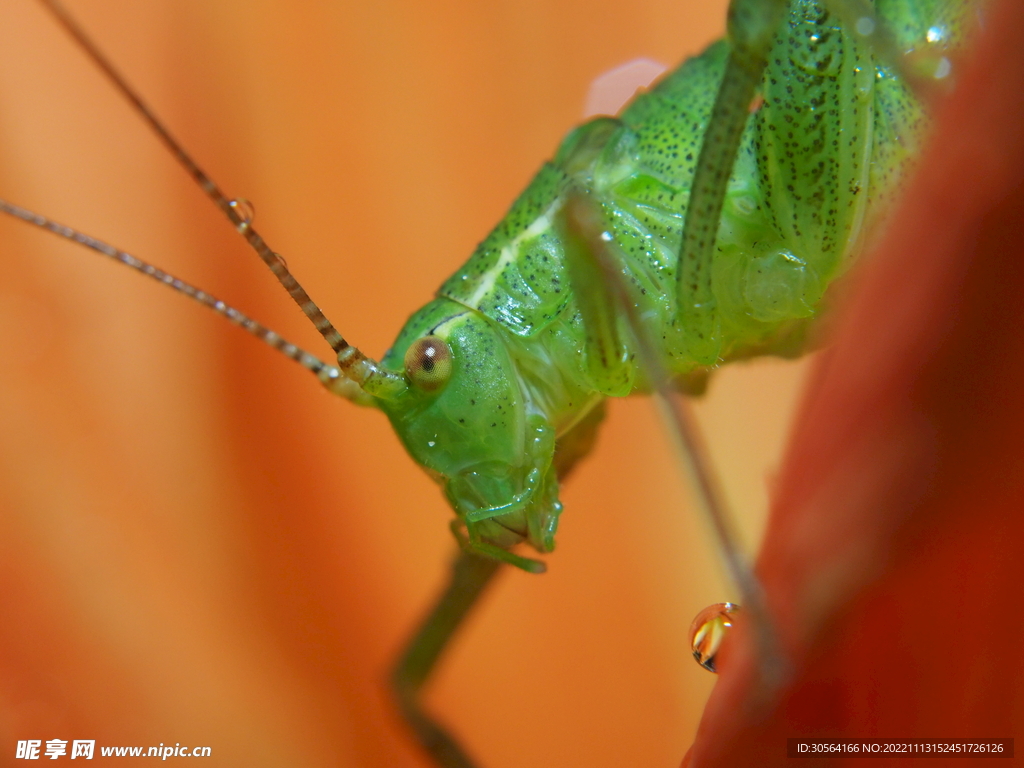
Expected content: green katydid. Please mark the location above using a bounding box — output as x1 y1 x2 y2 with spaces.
0 0 975 766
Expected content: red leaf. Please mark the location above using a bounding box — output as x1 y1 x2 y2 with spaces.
688 1 1024 764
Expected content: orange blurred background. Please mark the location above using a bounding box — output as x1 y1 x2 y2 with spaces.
0 1 814 765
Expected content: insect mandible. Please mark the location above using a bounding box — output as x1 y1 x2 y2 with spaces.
0 0 973 766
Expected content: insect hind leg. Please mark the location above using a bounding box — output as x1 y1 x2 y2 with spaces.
673 0 790 363
562 192 789 693
391 551 501 768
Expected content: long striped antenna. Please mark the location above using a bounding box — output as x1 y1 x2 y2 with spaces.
0 197 381 401
37 0 399 394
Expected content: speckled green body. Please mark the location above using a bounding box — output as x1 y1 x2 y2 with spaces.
375 0 971 569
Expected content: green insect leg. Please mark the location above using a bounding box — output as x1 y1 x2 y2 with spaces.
676 0 789 363
563 191 789 695
556 190 636 397
391 550 502 768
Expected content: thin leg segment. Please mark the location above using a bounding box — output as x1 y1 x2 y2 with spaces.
676 0 789 364
563 193 787 694
391 551 502 768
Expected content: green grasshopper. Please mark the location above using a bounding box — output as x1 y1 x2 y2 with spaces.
0 0 974 766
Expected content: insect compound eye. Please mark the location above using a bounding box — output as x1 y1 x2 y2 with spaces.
404 336 453 392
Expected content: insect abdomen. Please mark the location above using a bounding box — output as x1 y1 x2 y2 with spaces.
439 37 807 379
438 1 952 394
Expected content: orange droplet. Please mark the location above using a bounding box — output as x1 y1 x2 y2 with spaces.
689 602 739 673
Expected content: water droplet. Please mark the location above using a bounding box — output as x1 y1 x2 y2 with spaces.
229 198 255 232
934 56 952 80
689 602 739 673
273 252 289 269
583 57 668 119
427 440 436 448
926 25 947 45
855 16 875 37
600 231 613 242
